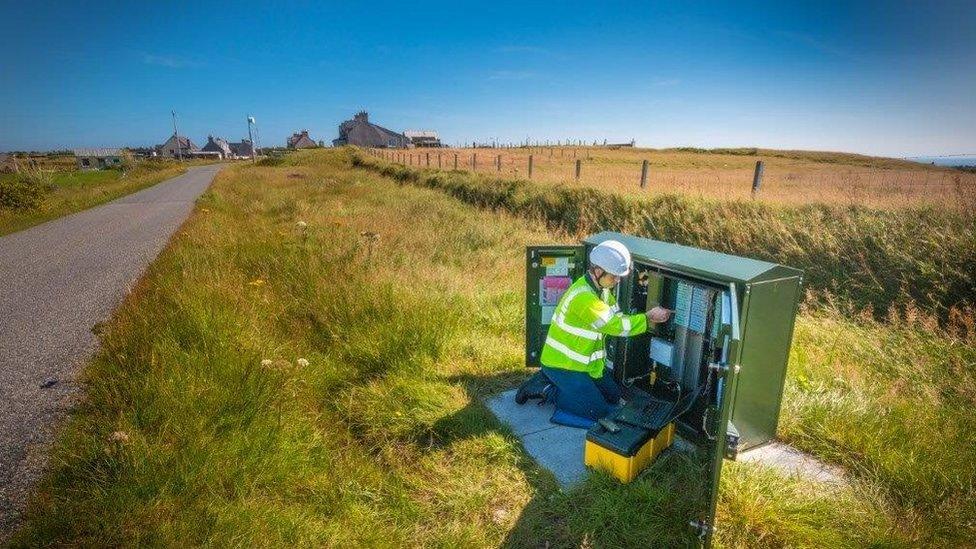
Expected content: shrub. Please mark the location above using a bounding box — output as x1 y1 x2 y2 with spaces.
0 168 52 210
117 149 137 173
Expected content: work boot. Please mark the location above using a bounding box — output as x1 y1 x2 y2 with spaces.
515 370 552 405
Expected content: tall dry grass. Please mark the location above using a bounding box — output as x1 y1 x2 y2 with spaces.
387 146 976 210
355 150 976 321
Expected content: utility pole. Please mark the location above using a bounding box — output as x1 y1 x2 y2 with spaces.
247 115 257 163
171 110 183 162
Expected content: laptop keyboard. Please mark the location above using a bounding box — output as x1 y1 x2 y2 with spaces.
614 397 675 431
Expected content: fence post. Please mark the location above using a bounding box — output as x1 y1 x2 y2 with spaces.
751 160 764 197
640 160 649 188
472 153 477 170
528 154 534 178
454 153 458 170
496 154 501 171
426 152 430 167
438 153 442 168
575 159 581 180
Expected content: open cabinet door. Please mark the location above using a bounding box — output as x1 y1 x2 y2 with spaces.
693 282 743 547
525 245 586 367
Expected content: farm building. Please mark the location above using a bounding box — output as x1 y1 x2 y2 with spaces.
128 147 158 159
73 148 123 170
201 136 233 159
229 139 255 159
404 130 442 148
287 130 318 149
158 134 199 158
332 112 409 148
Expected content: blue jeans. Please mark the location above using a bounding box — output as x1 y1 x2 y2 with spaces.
541 366 622 421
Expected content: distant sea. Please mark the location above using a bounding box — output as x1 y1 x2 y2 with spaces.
908 155 976 167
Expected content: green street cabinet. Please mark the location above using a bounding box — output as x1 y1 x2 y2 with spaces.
525 231 803 546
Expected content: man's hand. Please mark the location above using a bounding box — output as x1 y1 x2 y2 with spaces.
647 306 672 323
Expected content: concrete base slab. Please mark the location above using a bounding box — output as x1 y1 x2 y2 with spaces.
486 390 589 487
738 442 846 484
487 389 846 488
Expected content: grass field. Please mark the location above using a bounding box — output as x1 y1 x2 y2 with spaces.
384 146 976 210
356 151 976 321
0 162 190 236
9 148 973 547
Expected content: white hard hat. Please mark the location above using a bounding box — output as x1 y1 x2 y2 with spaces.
590 240 632 276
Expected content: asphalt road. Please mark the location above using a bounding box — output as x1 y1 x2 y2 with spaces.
0 164 222 539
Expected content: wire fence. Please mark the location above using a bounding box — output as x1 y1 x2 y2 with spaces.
364 146 976 210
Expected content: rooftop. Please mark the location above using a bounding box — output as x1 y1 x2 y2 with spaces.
404 130 439 139
73 148 122 157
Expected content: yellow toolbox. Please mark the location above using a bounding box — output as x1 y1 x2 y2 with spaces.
584 421 675 483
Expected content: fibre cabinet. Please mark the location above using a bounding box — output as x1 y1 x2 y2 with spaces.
525 231 803 545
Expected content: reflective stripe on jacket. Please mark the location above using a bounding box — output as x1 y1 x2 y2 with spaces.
540 275 648 378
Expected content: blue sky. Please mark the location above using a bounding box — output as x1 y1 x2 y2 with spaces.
1 1 974 156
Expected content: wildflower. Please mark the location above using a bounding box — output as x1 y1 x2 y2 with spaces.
297 358 309 368
261 359 273 368
360 231 380 261
297 220 307 229
108 431 130 443
492 508 509 525
247 278 265 286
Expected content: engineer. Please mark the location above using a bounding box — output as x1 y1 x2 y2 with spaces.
537 240 671 426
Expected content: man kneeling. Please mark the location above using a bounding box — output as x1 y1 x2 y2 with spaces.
539 240 670 426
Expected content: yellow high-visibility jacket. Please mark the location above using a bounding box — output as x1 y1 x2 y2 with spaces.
540 275 648 378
